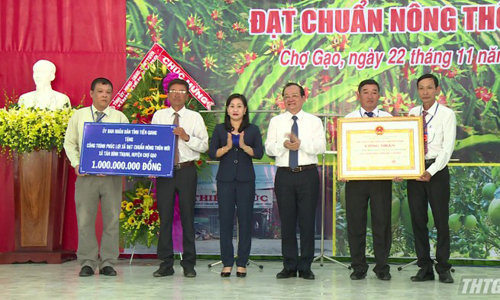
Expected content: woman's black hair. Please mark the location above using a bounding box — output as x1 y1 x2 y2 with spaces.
224 93 249 133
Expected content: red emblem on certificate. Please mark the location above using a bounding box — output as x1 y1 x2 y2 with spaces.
375 126 384 135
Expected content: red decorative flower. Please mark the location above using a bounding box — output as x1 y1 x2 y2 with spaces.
150 202 158 210
186 15 198 30
216 30 225 40
196 160 203 166
150 212 159 222
176 37 191 55
446 67 458 78
232 22 247 33
234 65 245 75
146 14 158 30
135 208 144 216
437 95 448 105
244 52 257 64
402 62 416 80
275 94 285 109
203 54 218 70
211 9 220 21
475 87 493 102
320 74 331 85
330 35 348 52
133 199 142 206
268 39 284 56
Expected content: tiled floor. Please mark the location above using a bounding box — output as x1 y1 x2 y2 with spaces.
0 259 498 300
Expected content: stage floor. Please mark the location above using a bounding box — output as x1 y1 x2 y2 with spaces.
0 259 498 299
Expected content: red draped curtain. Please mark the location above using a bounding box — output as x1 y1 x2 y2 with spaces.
0 0 126 252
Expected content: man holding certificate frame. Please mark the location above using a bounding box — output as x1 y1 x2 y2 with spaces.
407 74 456 284
342 79 400 281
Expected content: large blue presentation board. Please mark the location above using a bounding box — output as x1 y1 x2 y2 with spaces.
79 123 176 177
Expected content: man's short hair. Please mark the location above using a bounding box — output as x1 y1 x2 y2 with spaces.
282 82 305 97
91 77 113 91
167 78 189 92
358 79 379 93
417 74 439 87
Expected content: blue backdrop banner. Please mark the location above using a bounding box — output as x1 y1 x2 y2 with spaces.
79 123 176 177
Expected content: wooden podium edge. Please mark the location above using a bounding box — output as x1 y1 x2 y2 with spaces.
0 251 76 264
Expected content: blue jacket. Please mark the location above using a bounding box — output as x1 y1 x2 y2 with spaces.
208 123 264 182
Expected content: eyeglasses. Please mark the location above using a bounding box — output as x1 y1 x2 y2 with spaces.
169 90 188 94
283 94 301 100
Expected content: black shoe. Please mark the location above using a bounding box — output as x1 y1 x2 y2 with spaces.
276 268 297 279
376 272 391 281
153 265 174 277
411 268 435 282
183 268 197 278
236 271 247 278
79 266 94 277
298 270 315 280
221 267 232 278
350 270 367 280
236 267 247 278
99 266 117 276
438 270 454 283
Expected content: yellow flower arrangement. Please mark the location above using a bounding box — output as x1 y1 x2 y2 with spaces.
0 106 74 154
120 180 161 248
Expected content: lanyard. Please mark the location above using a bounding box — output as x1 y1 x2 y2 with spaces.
90 106 106 123
420 103 439 128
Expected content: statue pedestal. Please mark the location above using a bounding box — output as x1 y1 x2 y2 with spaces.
0 150 74 264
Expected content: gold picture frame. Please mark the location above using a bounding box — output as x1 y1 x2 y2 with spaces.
337 116 425 180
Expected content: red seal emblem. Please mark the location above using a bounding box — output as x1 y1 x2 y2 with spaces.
375 126 384 135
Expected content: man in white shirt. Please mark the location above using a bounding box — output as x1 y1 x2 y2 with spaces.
265 83 326 280
407 74 456 284
64 78 129 277
343 79 394 281
151 78 209 278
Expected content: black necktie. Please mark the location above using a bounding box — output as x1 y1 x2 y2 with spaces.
365 111 374 117
289 116 298 169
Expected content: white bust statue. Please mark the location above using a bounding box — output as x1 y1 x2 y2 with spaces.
18 60 71 110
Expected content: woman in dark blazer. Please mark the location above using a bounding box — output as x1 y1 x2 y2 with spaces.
208 93 264 277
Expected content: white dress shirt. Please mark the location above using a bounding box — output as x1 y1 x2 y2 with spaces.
152 106 208 163
64 105 129 168
409 102 456 176
344 107 393 119
265 110 326 167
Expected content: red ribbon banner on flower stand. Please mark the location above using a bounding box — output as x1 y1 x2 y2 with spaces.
111 43 215 110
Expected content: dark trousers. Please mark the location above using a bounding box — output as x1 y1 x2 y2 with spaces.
217 180 255 267
274 168 319 271
156 165 197 269
346 180 392 274
407 166 451 273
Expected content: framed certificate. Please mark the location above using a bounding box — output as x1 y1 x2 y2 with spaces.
337 116 425 180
